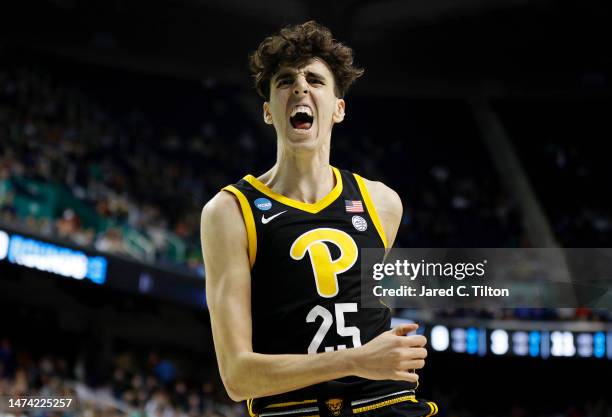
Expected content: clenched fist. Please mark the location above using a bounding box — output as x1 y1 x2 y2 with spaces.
350 323 427 382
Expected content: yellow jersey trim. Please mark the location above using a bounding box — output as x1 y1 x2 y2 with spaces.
352 395 417 414
353 173 388 249
246 399 257 417
425 401 439 416
265 400 318 408
243 167 342 214
248 399 318 417
222 185 257 267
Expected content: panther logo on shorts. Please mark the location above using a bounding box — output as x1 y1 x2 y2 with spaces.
325 398 343 417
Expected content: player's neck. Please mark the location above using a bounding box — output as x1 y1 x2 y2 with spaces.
260 149 335 204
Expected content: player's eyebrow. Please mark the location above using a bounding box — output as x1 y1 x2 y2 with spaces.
274 70 327 83
304 71 326 81
273 69 295 80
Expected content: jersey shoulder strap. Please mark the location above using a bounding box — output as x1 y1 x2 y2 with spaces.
340 169 389 249
221 179 258 268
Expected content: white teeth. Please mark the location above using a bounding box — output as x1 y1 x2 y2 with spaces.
291 105 313 117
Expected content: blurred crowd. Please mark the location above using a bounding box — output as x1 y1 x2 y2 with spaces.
0 63 263 276
532 139 611 247
0 338 245 417
494 100 612 247
435 388 610 417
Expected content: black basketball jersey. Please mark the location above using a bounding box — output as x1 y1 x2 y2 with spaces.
222 167 416 413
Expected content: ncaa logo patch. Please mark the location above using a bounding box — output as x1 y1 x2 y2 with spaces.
254 198 272 211
352 215 367 231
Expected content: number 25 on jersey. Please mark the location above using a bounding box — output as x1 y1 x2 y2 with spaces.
290 228 362 353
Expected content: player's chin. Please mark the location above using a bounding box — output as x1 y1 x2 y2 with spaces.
286 125 317 144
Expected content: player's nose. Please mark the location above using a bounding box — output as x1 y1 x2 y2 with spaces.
293 77 309 96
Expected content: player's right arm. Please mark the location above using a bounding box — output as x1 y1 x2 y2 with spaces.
201 191 428 402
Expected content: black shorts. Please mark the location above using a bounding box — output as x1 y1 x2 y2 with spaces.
250 391 438 417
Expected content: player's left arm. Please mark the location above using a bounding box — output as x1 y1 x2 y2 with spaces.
361 179 403 247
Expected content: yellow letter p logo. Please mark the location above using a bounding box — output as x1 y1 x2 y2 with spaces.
290 228 358 298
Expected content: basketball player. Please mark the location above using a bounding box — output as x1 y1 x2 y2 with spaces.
200 21 437 417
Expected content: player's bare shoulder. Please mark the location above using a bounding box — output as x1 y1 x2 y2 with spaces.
202 190 241 222
200 190 248 250
360 177 403 246
361 178 403 217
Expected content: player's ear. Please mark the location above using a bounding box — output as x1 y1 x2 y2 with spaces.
263 102 273 125
332 98 345 124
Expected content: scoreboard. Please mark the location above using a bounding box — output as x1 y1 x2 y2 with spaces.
392 318 612 359
0 225 205 308
0 228 107 284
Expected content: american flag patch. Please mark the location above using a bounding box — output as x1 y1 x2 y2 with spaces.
345 200 364 213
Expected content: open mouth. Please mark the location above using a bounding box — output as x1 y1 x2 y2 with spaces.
289 105 314 130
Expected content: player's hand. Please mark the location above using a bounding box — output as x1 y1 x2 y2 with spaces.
351 323 427 382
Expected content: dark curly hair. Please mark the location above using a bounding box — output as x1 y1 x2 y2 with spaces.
249 21 364 100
